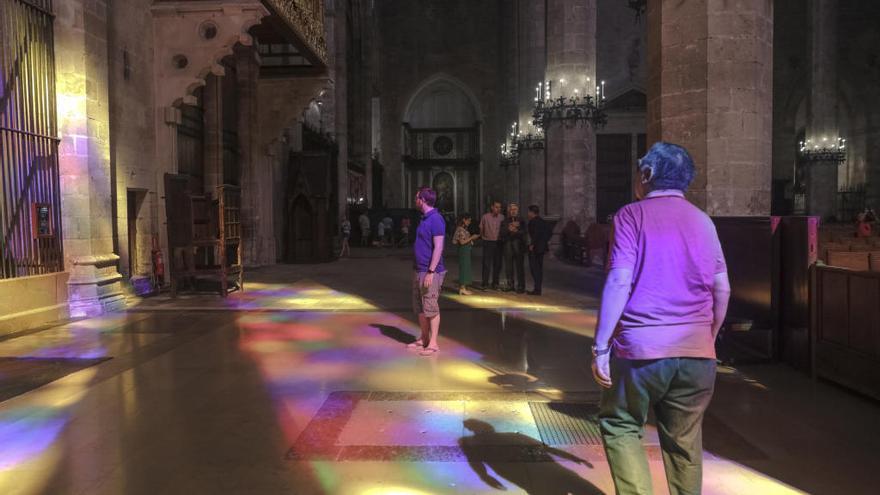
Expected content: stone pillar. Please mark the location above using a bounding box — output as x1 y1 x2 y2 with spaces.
55 0 124 316
203 74 224 194
544 0 598 229
517 0 546 210
804 0 839 219
236 46 273 266
328 0 349 218
647 0 773 216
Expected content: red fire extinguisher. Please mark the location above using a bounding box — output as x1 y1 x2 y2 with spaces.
151 235 165 288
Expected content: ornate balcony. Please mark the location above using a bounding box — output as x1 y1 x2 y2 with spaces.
260 0 328 67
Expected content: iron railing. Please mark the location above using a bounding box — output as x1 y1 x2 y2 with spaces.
0 0 64 279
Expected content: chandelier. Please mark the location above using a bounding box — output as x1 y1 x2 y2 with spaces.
516 130 545 152
499 122 520 168
531 78 608 129
799 137 846 163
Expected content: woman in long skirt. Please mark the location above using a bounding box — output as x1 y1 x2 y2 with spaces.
453 213 480 295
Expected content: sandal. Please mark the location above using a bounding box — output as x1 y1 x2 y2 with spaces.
419 347 440 356
407 339 426 349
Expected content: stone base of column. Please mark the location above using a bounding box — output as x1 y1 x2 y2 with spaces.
804 161 840 220
243 236 277 267
68 254 126 318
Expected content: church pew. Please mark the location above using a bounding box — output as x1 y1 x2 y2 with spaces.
820 243 851 261
827 251 870 271
870 252 880 272
811 265 880 400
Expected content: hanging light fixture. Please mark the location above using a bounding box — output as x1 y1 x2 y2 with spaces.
532 77 608 129
799 137 846 163
499 121 520 169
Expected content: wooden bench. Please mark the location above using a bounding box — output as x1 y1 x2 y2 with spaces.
827 250 870 271
820 242 851 262
811 265 880 400
869 252 880 272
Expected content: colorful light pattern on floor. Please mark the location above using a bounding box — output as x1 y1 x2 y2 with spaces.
235 282 808 494
444 291 598 338
0 277 840 494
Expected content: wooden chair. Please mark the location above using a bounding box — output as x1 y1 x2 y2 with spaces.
827 250 870 271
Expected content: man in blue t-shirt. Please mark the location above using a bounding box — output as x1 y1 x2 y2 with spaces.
408 186 446 356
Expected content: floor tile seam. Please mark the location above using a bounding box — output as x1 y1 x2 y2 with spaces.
0 314 152 343
328 390 598 402
15 322 223 405
126 306 596 315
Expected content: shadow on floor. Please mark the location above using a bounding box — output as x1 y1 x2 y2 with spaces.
459 419 603 495
370 324 417 344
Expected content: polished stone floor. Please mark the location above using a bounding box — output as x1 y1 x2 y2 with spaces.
1 247 878 494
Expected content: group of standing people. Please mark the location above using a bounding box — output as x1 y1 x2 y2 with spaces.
452 201 552 296
339 211 412 257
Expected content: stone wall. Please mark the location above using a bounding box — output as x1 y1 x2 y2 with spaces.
55 0 124 316
375 0 505 208
836 1 880 207
107 0 157 280
647 0 773 217
0 273 69 337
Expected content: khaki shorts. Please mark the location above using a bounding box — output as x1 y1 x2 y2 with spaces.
412 270 446 317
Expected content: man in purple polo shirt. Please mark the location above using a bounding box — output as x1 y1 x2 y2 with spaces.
592 142 731 494
407 186 446 356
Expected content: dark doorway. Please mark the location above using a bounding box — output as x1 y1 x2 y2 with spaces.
289 195 315 262
126 189 147 278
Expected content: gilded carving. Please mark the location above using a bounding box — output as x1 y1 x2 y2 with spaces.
262 0 327 64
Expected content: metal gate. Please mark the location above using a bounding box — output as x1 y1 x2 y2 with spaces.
0 0 63 279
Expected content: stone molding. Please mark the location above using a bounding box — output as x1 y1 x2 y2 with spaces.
68 253 126 317
151 1 270 109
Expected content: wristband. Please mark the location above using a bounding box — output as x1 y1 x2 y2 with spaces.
591 345 611 357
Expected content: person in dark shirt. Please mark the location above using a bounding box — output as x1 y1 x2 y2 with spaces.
500 203 526 293
527 205 551 295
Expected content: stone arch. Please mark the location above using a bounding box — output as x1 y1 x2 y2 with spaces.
403 73 483 127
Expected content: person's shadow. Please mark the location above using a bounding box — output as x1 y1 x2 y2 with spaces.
370 323 417 345
459 419 604 494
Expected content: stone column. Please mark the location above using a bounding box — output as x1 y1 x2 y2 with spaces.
328 0 349 218
647 0 773 216
544 0 598 229
517 0 546 210
203 74 224 194
803 0 839 219
55 0 124 316
236 46 273 266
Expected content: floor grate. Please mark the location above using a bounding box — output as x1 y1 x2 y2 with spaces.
529 402 603 446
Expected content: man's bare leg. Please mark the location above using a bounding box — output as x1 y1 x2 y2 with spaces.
425 314 440 351
409 313 430 348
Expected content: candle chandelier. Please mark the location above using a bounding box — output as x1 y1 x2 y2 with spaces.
531 78 608 129
799 137 847 163
499 122 520 168
498 120 547 169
